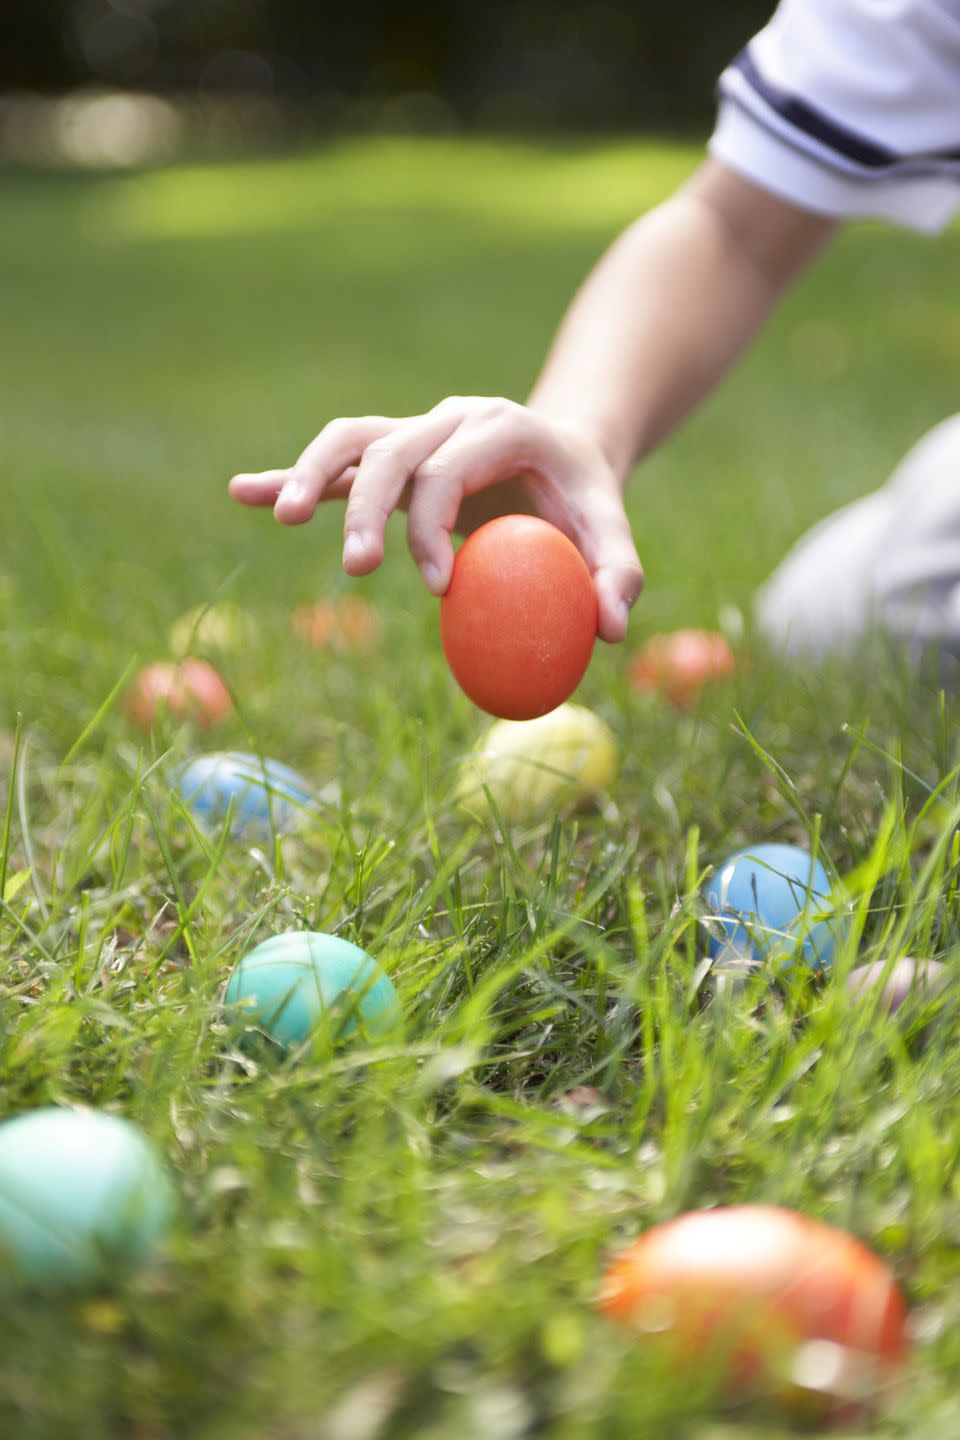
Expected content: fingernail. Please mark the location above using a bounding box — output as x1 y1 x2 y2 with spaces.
284 479 307 503
343 532 365 567
419 562 443 594
616 600 630 631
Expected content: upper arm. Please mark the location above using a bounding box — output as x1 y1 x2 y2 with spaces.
709 0 960 237
682 156 839 294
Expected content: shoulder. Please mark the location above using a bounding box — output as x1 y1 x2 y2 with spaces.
711 0 960 232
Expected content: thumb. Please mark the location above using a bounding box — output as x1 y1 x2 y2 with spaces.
570 491 644 643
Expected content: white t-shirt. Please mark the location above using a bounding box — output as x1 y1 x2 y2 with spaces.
710 0 960 232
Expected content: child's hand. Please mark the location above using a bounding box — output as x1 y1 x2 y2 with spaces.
229 396 643 642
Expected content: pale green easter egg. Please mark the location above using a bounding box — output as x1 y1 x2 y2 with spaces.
225 932 402 1051
0 1108 174 1288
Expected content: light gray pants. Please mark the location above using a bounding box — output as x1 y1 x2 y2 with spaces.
756 415 960 658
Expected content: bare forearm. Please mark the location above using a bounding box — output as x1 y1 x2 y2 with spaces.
230 165 837 644
528 160 838 482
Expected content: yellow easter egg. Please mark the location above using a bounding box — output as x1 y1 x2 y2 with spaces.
168 602 256 657
455 703 618 824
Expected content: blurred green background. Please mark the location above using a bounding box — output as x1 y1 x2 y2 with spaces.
6 1 770 131
2 135 957 677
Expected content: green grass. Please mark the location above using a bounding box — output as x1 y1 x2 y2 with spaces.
2 136 960 1437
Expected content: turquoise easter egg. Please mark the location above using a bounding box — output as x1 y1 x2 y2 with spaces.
0 1108 174 1288
225 932 402 1050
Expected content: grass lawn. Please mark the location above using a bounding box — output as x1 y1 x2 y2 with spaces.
2 136 960 1438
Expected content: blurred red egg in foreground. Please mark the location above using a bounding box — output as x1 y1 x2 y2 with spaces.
440 515 597 720
630 628 736 709
291 596 380 651
124 659 232 731
600 1205 908 1419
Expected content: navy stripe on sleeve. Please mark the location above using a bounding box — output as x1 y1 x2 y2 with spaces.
733 48 960 169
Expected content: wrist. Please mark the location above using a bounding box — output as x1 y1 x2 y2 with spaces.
524 397 636 488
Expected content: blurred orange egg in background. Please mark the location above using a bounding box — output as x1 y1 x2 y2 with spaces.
291 596 381 651
123 659 233 731
629 628 736 709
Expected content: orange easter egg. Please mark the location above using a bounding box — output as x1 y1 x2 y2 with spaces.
440 515 597 720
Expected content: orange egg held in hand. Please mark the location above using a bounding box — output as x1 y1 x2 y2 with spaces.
630 628 736 710
600 1206 908 1420
123 659 233 731
439 515 598 721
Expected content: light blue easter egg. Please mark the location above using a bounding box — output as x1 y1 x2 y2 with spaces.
703 842 843 970
174 751 315 837
225 932 402 1051
0 1108 174 1288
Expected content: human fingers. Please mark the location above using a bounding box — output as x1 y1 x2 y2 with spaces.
272 416 397 525
404 401 642 636
404 464 462 593
559 484 644 643
316 466 358 501
405 400 546 591
341 397 468 575
229 469 293 507
230 464 360 508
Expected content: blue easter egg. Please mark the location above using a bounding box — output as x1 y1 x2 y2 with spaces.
703 842 842 970
225 932 402 1051
0 1108 174 1288
174 751 314 837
